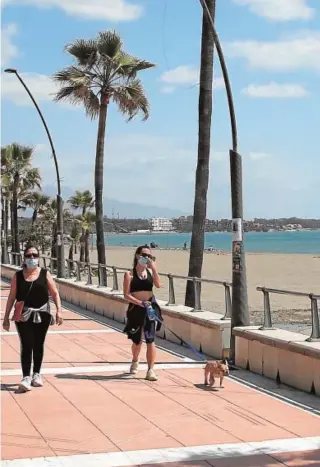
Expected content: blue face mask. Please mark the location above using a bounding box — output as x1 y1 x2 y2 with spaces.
25 258 39 269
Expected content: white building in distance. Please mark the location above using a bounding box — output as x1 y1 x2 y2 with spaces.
151 217 173 232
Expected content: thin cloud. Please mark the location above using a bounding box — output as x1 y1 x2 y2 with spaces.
225 30 320 72
159 65 224 93
233 0 315 22
2 0 143 21
1 72 74 108
242 82 309 98
1 23 18 66
248 152 271 161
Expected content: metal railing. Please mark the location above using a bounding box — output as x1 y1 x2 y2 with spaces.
257 286 320 342
6 251 232 320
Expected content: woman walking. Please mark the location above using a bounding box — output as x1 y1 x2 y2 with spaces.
2 245 63 392
123 246 162 381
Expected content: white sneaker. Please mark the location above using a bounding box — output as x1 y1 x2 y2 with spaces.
146 369 158 382
19 376 32 392
32 373 43 387
130 361 139 374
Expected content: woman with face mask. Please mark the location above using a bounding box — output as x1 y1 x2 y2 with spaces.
123 245 162 381
2 245 63 392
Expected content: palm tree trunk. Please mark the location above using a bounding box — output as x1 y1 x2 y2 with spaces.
80 232 85 263
84 229 90 263
12 174 20 260
10 200 15 251
51 222 58 271
1 192 7 262
69 240 74 271
5 198 9 240
95 99 108 285
185 0 215 308
32 209 37 226
41 223 45 253
80 206 86 262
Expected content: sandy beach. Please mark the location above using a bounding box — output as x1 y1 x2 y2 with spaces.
65 246 320 326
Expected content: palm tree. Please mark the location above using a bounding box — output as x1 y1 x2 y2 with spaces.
1 144 41 259
42 199 72 270
21 191 50 226
68 220 81 269
1 170 11 262
185 0 216 308
53 30 155 283
68 190 94 262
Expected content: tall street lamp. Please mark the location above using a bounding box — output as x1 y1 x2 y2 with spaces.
5 68 65 278
198 0 250 358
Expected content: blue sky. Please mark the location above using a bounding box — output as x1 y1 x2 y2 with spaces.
1 0 320 219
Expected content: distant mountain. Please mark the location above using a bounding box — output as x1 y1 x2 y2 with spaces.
42 185 188 219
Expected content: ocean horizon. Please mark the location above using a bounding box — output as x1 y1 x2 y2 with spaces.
101 230 320 254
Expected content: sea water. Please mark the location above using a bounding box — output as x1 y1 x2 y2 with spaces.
102 230 320 254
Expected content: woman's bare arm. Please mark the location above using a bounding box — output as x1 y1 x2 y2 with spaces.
47 272 62 313
123 272 144 306
3 274 17 320
150 262 161 288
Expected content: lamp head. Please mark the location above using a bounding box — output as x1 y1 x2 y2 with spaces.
4 68 17 74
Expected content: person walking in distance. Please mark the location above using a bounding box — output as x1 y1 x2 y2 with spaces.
123 246 162 381
2 245 63 392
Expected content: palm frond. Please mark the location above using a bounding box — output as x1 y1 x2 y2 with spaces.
53 67 90 86
65 39 98 67
115 53 155 79
97 31 122 58
84 90 100 119
53 85 88 106
113 79 150 121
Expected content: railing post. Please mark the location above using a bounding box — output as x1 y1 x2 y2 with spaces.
306 294 320 342
193 278 201 312
221 282 232 320
259 288 273 330
166 274 176 306
75 261 81 282
98 264 107 287
86 263 93 285
66 259 72 278
111 266 119 291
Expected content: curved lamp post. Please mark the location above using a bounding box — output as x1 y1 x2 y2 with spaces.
198 0 249 357
4 68 65 278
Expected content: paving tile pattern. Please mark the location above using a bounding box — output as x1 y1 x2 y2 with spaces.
1 281 320 465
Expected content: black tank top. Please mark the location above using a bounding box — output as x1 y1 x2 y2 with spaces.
16 268 49 308
130 268 153 293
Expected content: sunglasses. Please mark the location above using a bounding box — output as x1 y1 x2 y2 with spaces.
25 253 39 259
140 253 156 261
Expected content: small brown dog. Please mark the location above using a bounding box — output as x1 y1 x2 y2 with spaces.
204 359 229 388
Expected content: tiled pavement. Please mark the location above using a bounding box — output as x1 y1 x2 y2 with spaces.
1 281 320 466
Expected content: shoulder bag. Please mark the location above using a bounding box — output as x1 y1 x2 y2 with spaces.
11 280 34 322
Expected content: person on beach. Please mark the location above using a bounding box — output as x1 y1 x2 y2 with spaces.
2 245 63 392
123 245 162 381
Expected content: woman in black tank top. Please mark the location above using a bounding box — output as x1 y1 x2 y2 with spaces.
3 245 63 392
123 245 162 381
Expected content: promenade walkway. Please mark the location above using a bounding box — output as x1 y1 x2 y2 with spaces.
1 281 320 467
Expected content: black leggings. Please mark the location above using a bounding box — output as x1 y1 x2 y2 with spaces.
15 314 51 377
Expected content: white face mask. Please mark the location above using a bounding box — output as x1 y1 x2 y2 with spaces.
138 256 149 267
25 257 39 269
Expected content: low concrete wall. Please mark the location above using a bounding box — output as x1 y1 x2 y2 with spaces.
234 327 320 396
1 264 231 359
